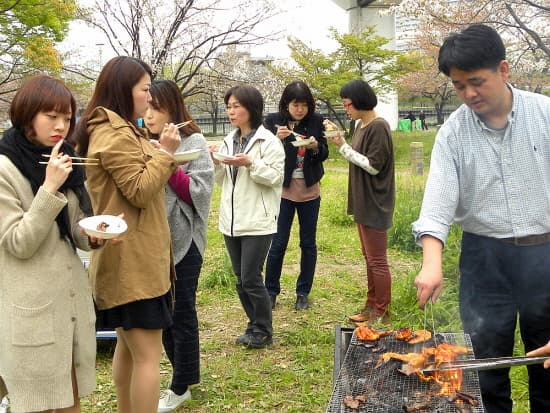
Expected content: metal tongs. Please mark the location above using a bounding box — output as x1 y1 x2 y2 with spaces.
422 295 438 350
420 355 549 374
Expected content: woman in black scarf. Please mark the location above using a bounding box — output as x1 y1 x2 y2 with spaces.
0 75 97 413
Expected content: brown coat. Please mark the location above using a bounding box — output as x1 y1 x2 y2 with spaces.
85 107 177 310
348 118 395 229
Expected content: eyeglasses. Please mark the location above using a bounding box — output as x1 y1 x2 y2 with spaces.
342 102 353 109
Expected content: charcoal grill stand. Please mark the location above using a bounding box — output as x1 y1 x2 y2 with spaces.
334 325 355 384
329 325 485 413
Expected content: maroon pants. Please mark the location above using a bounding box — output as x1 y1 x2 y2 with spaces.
357 224 391 315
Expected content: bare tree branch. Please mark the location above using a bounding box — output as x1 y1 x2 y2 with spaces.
77 0 280 96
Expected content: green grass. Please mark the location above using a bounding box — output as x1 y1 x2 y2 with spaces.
84 129 530 412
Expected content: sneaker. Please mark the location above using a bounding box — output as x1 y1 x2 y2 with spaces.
295 294 309 310
269 294 276 309
235 332 252 345
0 397 9 413
157 389 191 413
246 333 273 349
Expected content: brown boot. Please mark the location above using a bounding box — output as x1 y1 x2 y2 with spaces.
348 308 374 323
372 311 391 326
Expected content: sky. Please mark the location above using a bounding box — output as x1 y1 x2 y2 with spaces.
252 0 349 58
60 0 349 64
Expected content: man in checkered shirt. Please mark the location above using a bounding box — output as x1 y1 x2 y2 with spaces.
412 24 550 413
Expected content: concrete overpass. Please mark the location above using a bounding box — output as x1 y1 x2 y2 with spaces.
332 0 401 129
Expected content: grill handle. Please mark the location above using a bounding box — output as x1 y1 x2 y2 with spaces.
421 355 549 373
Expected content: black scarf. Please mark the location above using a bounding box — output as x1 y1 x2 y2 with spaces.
0 127 93 250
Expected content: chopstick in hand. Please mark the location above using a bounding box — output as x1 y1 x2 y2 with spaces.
41 154 98 162
175 120 193 129
39 161 99 166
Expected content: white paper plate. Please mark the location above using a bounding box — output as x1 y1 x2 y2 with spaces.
79 215 128 239
174 149 202 162
324 130 339 138
213 152 236 161
291 140 311 147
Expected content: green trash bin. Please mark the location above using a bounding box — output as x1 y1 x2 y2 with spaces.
398 119 412 131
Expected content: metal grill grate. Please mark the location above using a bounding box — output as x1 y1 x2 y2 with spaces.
327 332 485 413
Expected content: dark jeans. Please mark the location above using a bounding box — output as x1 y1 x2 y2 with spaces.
224 234 273 336
420 119 428 130
265 196 320 297
459 232 550 413
162 241 202 394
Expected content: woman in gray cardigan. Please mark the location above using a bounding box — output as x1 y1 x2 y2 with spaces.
144 80 214 413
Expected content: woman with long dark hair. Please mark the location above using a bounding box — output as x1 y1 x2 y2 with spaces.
73 57 181 413
144 80 214 412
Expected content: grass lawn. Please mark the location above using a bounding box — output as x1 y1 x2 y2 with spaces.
83 130 530 412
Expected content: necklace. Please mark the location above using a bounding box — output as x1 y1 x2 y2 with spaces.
359 111 377 129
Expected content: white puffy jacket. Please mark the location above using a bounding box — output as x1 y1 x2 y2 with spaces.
215 125 285 237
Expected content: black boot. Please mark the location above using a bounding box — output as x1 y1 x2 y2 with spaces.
295 294 309 310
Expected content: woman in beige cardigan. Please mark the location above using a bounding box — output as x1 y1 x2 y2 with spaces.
0 75 97 412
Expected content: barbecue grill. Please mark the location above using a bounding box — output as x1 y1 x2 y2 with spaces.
328 328 485 412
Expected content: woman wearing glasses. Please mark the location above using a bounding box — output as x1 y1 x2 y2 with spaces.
325 79 395 325
209 85 285 349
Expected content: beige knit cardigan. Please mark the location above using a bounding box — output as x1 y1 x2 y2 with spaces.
0 155 96 412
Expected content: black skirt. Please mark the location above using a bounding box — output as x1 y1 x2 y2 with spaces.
96 291 173 330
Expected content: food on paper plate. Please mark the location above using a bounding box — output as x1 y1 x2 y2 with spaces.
96 221 110 232
291 139 311 147
78 215 128 239
173 149 202 162
212 152 236 162
324 122 340 138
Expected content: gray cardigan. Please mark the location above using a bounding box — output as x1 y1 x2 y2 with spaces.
166 132 214 262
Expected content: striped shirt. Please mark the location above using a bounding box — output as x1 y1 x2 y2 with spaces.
413 85 550 245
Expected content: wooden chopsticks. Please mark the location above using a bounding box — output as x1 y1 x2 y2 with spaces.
175 120 193 129
40 154 99 166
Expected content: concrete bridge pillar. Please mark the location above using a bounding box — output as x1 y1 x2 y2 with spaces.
332 0 401 130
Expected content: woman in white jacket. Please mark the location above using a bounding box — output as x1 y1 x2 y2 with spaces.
210 85 285 349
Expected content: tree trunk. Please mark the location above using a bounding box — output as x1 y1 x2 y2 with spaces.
213 110 219 136
435 101 445 125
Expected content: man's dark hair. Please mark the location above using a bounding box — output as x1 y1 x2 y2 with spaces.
438 24 506 76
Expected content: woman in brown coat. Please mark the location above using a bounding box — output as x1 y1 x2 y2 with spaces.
73 57 181 413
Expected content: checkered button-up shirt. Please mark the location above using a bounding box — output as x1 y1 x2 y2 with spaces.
413 85 550 245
